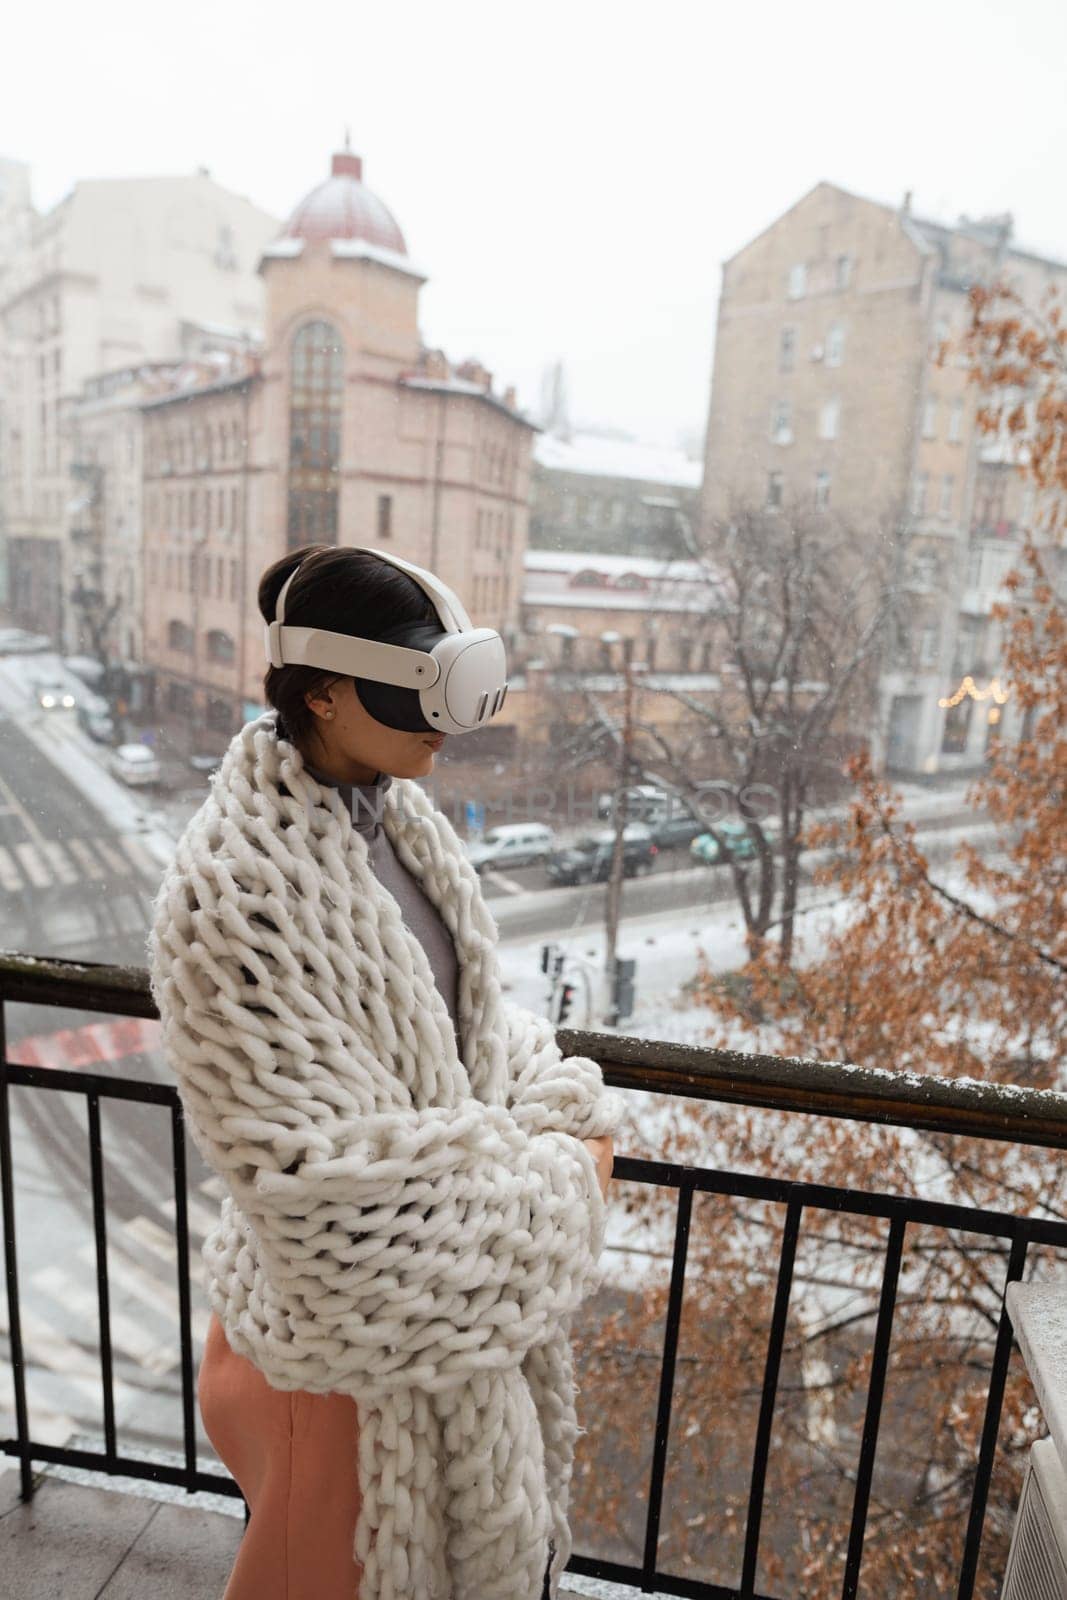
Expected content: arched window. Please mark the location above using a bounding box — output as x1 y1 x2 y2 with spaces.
168 619 194 653
287 319 344 551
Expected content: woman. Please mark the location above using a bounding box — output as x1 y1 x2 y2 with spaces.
148 542 620 1600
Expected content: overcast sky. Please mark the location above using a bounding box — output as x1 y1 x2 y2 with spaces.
4 0 1066 447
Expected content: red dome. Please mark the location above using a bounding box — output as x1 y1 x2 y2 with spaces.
282 150 407 254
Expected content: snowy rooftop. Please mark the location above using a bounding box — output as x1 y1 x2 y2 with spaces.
524 549 710 580
400 375 534 426
534 430 703 489
257 236 428 281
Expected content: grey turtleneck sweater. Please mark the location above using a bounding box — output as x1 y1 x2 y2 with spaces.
303 758 462 1052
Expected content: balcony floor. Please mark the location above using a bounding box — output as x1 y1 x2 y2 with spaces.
0 1467 587 1597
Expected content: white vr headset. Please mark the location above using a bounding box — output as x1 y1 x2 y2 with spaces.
263 546 509 737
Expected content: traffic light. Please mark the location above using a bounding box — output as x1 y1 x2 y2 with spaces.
540 942 564 979
557 981 578 1024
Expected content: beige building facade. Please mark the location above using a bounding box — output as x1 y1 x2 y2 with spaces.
701 180 1067 774
140 148 535 750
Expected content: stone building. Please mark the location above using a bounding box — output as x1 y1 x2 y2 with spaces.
139 147 535 750
520 548 725 675
530 428 700 561
701 180 1067 774
0 159 278 642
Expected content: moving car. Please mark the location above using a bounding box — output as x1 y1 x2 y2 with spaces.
465 822 556 872
107 743 161 787
689 820 758 865
31 675 77 710
545 824 658 886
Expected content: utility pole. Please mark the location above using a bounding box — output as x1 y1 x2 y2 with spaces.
602 648 635 1024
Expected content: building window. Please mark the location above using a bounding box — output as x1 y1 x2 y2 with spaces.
207 696 234 733
168 619 193 653
287 319 344 550
771 399 792 445
818 397 840 441
922 397 938 439
948 398 964 443
941 697 973 755
787 262 807 300
835 254 852 290
779 327 795 373
766 471 784 510
911 472 928 517
230 558 238 601
826 324 845 368
939 474 954 519
377 494 393 540
206 629 235 664
919 623 940 667
814 471 831 510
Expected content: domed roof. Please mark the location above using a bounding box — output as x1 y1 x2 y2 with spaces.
282 148 407 255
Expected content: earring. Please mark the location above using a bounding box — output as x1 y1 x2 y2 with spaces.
326 711 335 719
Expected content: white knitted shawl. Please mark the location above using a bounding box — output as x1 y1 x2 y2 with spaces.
146 710 624 1600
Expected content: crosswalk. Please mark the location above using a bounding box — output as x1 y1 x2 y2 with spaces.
0 829 162 895
0 1177 224 1448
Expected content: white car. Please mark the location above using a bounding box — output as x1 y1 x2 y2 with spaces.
108 743 161 787
465 823 557 872
31 675 77 710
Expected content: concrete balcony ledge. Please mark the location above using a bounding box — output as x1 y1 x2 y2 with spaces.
0 1467 598 1599
0 1467 243 1600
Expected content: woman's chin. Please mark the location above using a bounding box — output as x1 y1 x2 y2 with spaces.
401 744 437 777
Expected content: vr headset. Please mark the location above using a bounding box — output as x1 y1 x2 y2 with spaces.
263 546 509 736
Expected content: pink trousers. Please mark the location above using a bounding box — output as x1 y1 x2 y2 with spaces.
197 1311 365 1600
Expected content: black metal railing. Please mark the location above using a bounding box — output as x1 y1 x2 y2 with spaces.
4 950 1067 1598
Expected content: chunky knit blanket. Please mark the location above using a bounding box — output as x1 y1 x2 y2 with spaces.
146 710 624 1600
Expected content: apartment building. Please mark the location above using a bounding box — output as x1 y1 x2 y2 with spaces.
701 180 1067 773
0 159 278 642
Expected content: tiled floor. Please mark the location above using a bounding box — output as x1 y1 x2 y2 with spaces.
0 1469 586 1597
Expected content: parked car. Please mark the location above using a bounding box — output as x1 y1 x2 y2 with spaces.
62 654 108 689
690 820 758 865
107 743 161 787
465 822 557 872
30 674 77 710
596 785 672 824
0 627 52 654
649 810 708 851
545 824 658 886
76 695 117 743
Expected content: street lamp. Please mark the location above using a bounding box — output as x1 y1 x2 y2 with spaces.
189 524 211 756
599 629 643 1026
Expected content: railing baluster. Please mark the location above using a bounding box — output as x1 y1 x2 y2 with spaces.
642 1171 694 1585
740 1195 803 1597
955 1228 1029 1600
0 1003 34 1500
840 1213 907 1600
86 1091 117 1465
171 1100 198 1484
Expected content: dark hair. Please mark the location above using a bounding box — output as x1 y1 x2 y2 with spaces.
257 543 437 753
